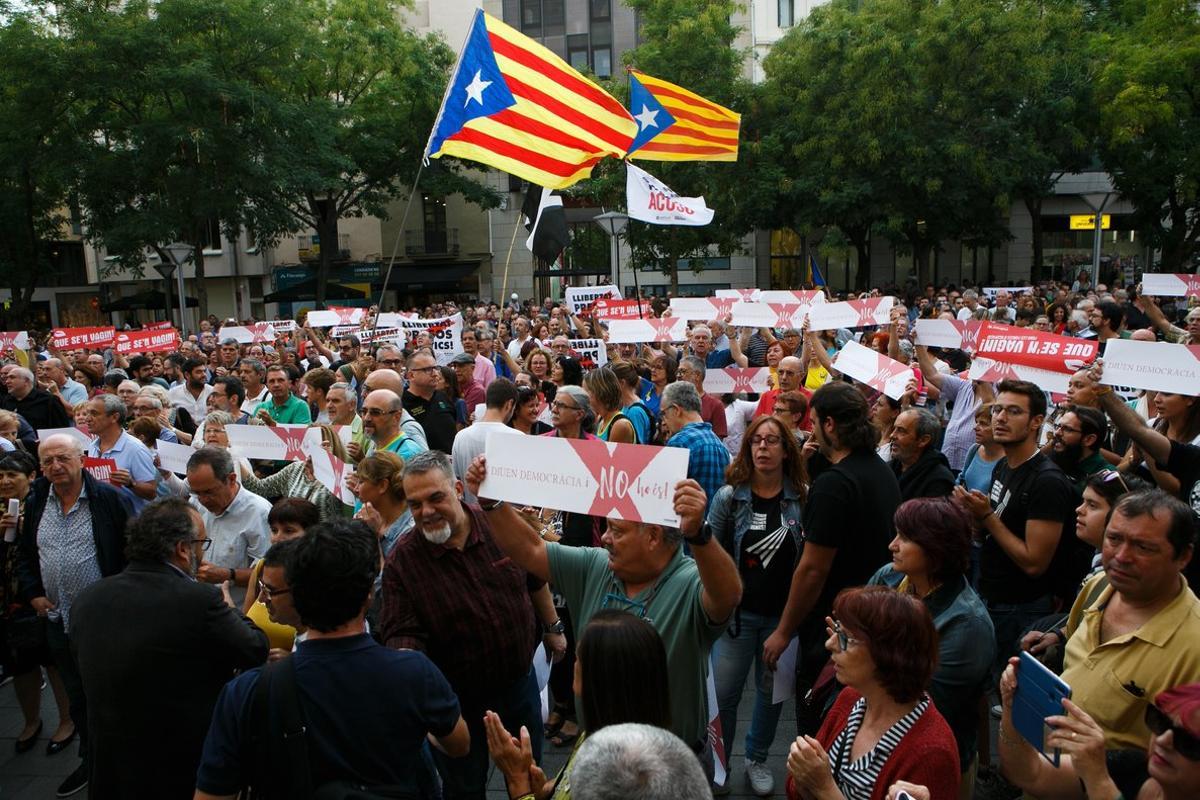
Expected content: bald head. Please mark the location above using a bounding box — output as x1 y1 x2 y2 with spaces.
1130 328 1157 342
777 356 803 392
362 389 403 445
364 368 403 395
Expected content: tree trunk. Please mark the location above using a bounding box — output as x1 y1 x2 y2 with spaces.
669 259 680 295
913 239 933 287
854 239 871 292
313 198 339 310
1025 195 1045 283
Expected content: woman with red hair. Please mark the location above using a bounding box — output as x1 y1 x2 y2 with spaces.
785 586 960 800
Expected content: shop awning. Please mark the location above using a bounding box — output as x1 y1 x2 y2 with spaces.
263 278 369 303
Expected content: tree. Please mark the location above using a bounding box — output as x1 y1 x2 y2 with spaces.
577 0 755 295
0 13 79 328
1095 0 1200 273
247 0 499 308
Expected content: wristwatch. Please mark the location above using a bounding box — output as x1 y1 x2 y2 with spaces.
542 619 565 635
685 522 713 547
479 498 504 511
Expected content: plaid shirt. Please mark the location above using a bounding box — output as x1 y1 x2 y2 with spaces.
380 504 540 703
667 421 731 507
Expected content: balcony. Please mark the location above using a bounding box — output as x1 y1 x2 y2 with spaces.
405 227 460 257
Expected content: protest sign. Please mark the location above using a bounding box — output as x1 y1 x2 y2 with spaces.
715 288 761 301
975 322 1097 374
330 324 367 337
218 323 277 344
703 367 772 394
592 298 649 320
668 296 738 320
115 329 179 355
914 319 986 351
144 320 174 331
38 427 94 448
832 340 914 400
306 306 365 327
481 432 689 526
729 301 811 329
375 311 417 327
606 317 687 344
83 457 118 484
626 162 715 226
51 326 116 350
309 448 354 506
0 331 29 351
757 290 827 305
156 440 195 476
968 356 1069 394
565 285 622 316
265 319 296 333
224 424 312 461
808 297 894 331
982 286 1032 297
1100 339 1200 395
1141 273 1200 298
397 313 464 365
707 659 729 787
568 338 608 370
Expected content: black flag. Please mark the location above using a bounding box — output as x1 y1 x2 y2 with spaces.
521 184 569 264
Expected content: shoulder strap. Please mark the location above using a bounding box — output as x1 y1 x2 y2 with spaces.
252 659 314 799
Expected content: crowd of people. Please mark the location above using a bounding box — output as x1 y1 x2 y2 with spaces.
0 275 1196 800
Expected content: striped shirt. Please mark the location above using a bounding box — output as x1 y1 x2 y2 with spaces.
828 694 931 800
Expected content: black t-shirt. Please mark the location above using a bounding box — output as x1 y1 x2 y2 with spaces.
402 389 458 454
978 452 1077 604
1166 440 1200 517
739 491 798 617
802 450 900 628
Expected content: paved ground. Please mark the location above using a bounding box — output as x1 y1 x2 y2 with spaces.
0 673 1016 799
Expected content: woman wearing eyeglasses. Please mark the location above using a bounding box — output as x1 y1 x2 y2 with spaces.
785 586 960 800
868 498 995 790
709 415 808 796
997 670 1200 800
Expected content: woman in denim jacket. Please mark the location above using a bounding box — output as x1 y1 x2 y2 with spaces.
709 415 808 796
869 497 995 791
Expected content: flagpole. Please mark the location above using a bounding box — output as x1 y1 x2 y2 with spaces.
499 220 521 304
368 162 425 343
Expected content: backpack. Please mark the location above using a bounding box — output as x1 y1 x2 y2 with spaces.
627 400 658 444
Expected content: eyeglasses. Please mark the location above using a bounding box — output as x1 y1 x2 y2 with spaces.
408 366 438 374
831 619 860 652
257 579 292 600
991 405 1029 417
362 408 396 417
551 400 579 411
750 434 783 447
1054 424 1083 436
378 358 402 367
188 538 213 551
1145 703 1200 761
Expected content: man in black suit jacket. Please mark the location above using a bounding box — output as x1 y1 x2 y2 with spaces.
71 497 268 800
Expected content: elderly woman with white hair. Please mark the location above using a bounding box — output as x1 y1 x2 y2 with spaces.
137 385 192 444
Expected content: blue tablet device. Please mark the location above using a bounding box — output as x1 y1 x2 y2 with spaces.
1013 651 1072 766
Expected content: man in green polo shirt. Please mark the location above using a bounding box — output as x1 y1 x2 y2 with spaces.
462 457 742 771
253 365 312 425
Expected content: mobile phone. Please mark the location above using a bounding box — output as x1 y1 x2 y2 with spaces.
4 498 19 543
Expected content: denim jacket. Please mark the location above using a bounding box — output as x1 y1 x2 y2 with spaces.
706 481 805 572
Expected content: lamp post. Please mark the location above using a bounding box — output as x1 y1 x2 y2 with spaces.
594 211 642 315
1081 192 1112 289
163 242 193 333
151 260 176 328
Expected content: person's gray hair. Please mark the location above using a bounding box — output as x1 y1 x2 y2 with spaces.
689 324 712 339
104 368 129 382
8 367 33 386
187 445 235 482
220 337 239 347
40 432 85 456
556 384 592 417
117 379 140 395
570 723 709 800
680 356 705 376
97 392 127 424
329 382 357 405
241 358 266 378
901 407 941 447
204 410 236 428
137 395 163 411
661 381 701 415
402 449 455 483
1071 309 1089 328
963 289 978 301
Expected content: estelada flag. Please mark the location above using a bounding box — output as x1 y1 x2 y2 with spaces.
424 10 636 189
626 69 740 162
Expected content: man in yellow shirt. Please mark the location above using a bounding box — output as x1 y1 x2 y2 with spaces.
1061 489 1200 750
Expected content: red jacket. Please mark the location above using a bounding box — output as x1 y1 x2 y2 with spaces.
785 688 960 800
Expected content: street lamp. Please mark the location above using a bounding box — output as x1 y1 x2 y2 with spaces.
594 211 643 314
1081 192 1112 288
163 242 193 333
150 260 176 328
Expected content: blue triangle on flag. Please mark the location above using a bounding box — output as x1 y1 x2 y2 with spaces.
810 254 826 286
426 11 518 158
627 72 677 155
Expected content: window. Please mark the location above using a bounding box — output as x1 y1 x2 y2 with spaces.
593 47 612 78
778 0 794 27
521 0 541 34
200 217 222 252
568 33 590 70
422 195 447 254
543 0 564 36
591 0 610 21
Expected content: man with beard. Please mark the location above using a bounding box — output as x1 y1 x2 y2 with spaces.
953 380 1078 678
70 498 267 799
380 450 563 799
361 389 425 462
888 407 956 500
167 358 214 426
1048 405 1112 490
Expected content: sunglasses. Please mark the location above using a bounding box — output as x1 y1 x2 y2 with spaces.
1145 703 1200 760
1101 470 1130 493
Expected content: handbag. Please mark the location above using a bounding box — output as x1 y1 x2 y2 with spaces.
5 612 46 652
248 657 422 800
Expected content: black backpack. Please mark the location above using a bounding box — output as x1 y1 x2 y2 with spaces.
627 400 659 444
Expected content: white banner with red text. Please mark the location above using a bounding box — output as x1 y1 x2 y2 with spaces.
832 340 915 400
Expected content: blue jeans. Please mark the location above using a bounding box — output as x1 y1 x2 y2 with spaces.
713 610 783 764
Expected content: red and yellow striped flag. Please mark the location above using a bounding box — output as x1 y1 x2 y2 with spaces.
626 69 740 162
425 11 637 189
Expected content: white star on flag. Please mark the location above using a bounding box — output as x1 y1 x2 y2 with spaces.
634 104 660 130
464 70 492 107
